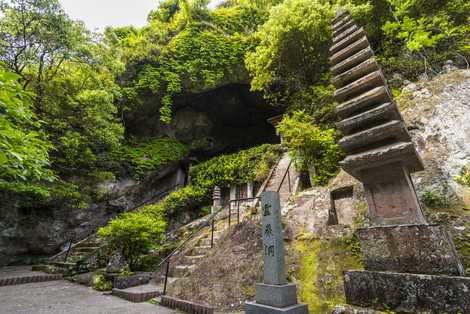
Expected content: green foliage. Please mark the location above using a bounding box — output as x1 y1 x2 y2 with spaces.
92 273 112 291
379 0 470 79
112 138 188 179
0 0 88 88
245 0 371 118
456 165 470 190
383 0 470 53
98 211 167 270
421 189 449 209
0 68 54 188
190 144 283 189
277 112 343 186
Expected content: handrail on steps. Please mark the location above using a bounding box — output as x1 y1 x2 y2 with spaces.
158 196 260 295
50 183 184 263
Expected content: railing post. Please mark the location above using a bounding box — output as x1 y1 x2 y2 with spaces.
64 239 73 262
211 220 215 248
237 200 240 224
228 203 232 227
288 167 291 193
163 259 170 295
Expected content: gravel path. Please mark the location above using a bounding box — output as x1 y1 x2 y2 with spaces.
0 279 180 314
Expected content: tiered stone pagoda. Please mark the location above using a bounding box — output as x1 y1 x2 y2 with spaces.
330 10 470 313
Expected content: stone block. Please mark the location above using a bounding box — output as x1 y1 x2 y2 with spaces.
331 28 366 54
333 25 359 45
332 57 379 88
336 86 390 119
338 120 410 154
339 142 423 176
361 164 426 225
357 224 464 275
245 301 308 314
113 272 151 289
334 71 386 103
330 37 370 65
333 19 355 37
331 47 374 76
336 103 401 135
255 283 298 308
343 270 470 313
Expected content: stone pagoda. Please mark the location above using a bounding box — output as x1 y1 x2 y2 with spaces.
330 9 470 313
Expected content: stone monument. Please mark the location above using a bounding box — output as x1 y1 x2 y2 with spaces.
212 185 221 214
330 9 470 313
245 191 308 314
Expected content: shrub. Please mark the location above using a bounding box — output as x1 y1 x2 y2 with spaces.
92 274 112 291
98 211 166 270
277 111 343 186
190 144 283 189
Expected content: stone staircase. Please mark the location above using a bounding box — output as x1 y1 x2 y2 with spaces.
162 227 223 286
48 234 102 274
261 152 297 208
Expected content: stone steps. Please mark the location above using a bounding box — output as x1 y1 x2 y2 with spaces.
336 102 401 135
172 265 196 277
338 120 410 154
191 245 211 256
0 273 62 287
182 255 205 265
112 283 162 303
73 246 99 254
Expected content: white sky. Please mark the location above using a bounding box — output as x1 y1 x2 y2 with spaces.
59 0 225 32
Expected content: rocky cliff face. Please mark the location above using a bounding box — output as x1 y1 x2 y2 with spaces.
0 162 186 266
401 69 470 206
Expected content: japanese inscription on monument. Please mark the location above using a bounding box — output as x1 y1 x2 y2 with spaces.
261 191 287 285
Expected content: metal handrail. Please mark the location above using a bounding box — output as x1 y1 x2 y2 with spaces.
276 159 293 194
159 196 261 295
49 183 184 263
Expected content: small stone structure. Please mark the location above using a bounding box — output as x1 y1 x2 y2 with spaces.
212 185 222 214
245 192 308 314
330 10 470 313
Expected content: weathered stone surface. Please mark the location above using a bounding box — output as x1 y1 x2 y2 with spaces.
331 28 366 55
332 58 379 88
332 305 382 314
113 273 151 289
344 270 470 313
336 102 401 135
333 25 359 45
255 283 298 308
245 302 308 314
340 142 423 175
338 120 410 154
106 252 127 273
334 71 386 103
356 224 464 275
362 164 426 225
332 15 352 30
331 47 374 76
336 86 391 119
333 19 355 37
330 37 370 65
